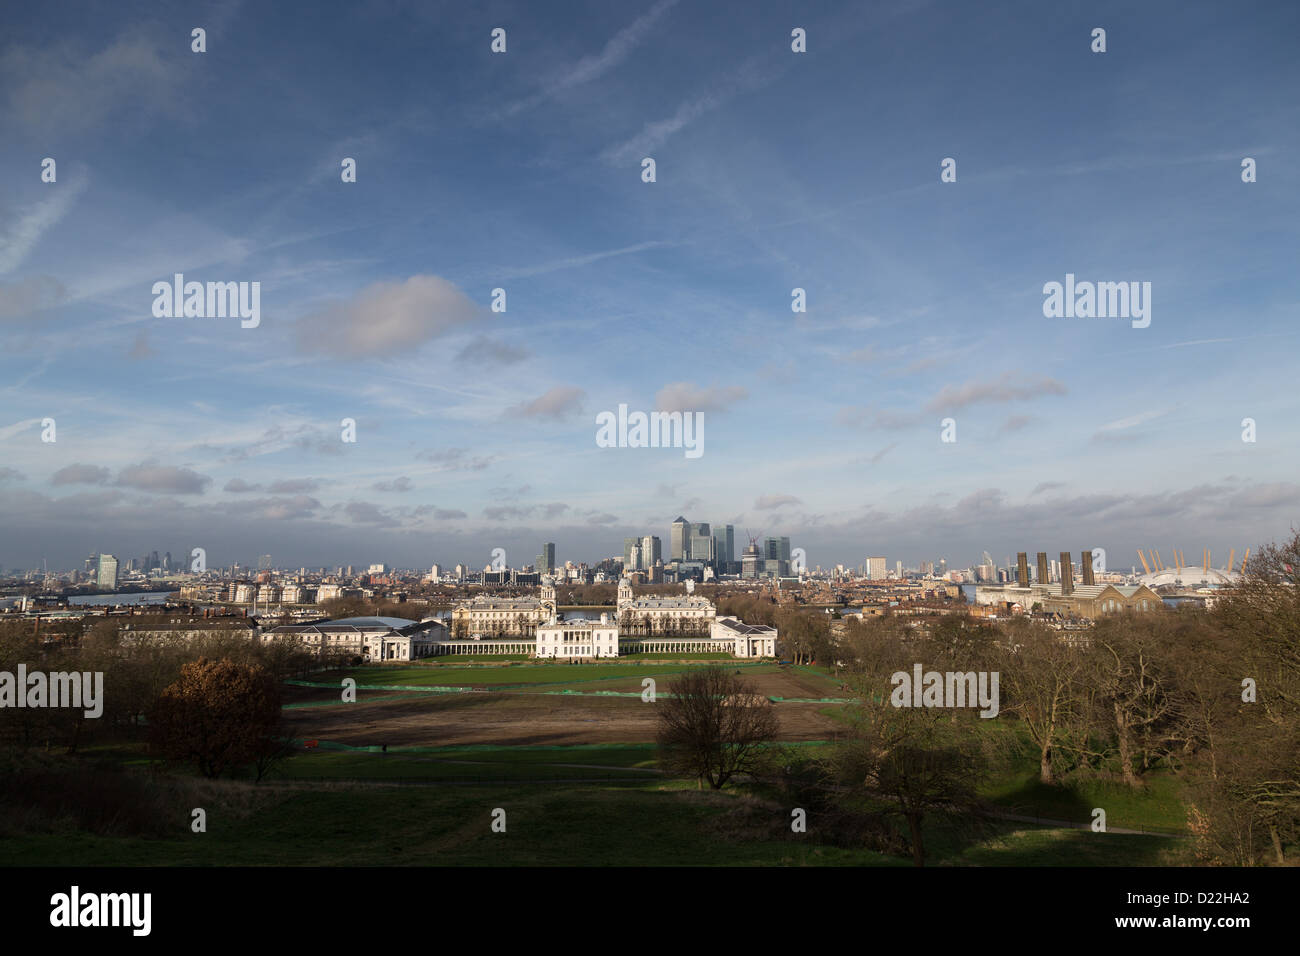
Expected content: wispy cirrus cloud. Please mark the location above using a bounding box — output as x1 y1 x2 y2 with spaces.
600 55 782 164
501 0 681 117
0 176 89 274
755 494 802 510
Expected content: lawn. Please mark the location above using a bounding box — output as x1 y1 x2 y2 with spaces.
0 774 1185 867
272 746 662 783
980 768 1189 834
322 660 774 689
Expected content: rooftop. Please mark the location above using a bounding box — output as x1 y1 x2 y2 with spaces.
327 616 418 628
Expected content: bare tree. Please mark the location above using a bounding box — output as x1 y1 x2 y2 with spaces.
1087 615 1180 786
1000 623 1084 784
828 688 987 867
657 664 779 789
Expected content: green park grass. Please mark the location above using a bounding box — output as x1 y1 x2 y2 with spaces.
979 767 1188 834
325 660 773 689
2 662 1195 867
272 746 661 782
619 652 732 660
0 769 1187 867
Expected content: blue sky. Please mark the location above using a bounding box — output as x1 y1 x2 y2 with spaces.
1 0 1297 572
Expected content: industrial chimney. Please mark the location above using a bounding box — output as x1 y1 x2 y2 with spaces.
1081 549 1095 586
1017 552 1029 589
1060 552 1074 595
1036 552 1049 586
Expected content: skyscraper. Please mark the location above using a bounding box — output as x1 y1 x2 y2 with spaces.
624 537 640 570
670 517 689 562
640 535 661 568
537 542 556 574
688 522 711 561
96 554 118 590
689 533 714 565
712 524 734 573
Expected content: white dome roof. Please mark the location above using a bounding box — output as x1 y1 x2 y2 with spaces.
1136 567 1241 589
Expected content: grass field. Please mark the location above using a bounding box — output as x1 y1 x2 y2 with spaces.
332 660 775 688
274 746 662 782
0 772 1191 867
0 655 1199 867
980 768 1188 834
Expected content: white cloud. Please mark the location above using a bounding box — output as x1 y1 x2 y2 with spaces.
1 32 177 133
503 0 680 116
0 176 88 274
506 386 585 420
295 275 483 358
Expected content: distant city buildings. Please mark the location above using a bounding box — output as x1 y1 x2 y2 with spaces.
640 535 662 568
96 554 118 589
670 517 689 562
536 542 556 575
713 525 735 573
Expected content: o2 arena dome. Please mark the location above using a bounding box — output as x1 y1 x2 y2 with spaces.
1134 549 1245 590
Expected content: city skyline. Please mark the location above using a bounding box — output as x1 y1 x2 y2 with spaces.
2 1 1297 572
1 521 1268 581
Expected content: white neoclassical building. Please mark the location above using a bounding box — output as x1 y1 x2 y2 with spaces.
421 579 777 659
536 614 620 658
615 577 715 636
710 616 778 658
263 616 447 661
451 581 557 638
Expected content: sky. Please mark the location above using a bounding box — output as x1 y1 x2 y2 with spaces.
1 0 1297 574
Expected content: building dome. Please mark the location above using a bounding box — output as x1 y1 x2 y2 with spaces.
1136 567 1241 589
